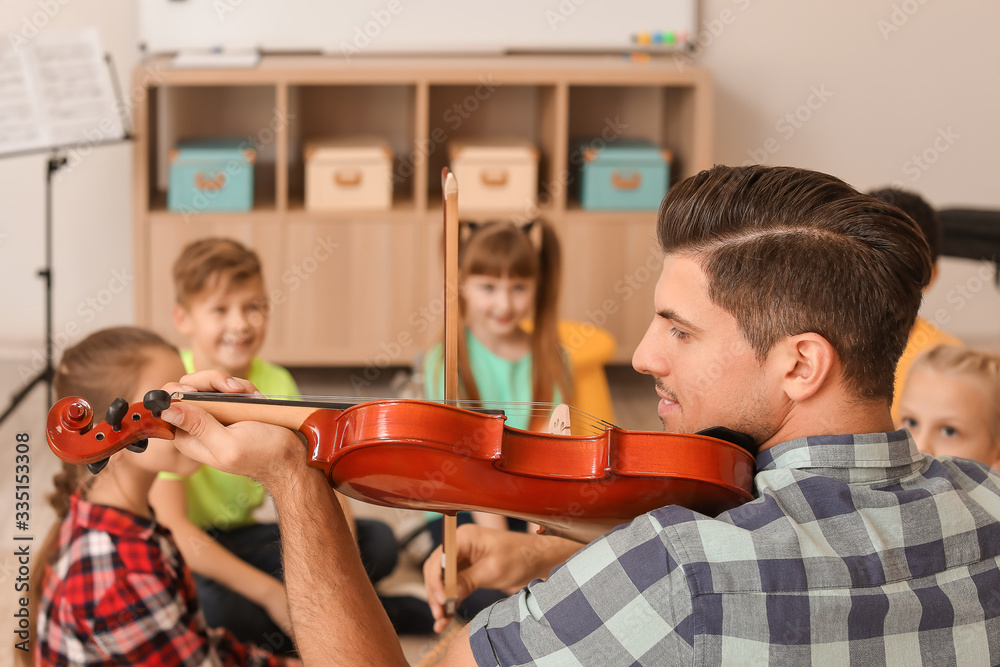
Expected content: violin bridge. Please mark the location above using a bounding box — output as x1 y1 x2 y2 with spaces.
547 403 572 436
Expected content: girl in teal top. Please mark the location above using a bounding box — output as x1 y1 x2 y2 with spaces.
423 219 572 430
421 219 573 619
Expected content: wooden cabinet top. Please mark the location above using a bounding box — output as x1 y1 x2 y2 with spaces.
137 55 711 86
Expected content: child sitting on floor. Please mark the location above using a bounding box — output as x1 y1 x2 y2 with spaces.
153 238 406 646
31 326 298 666
897 344 1000 471
421 219 573 619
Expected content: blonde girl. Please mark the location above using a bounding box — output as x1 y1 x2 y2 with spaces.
898 344 1000 471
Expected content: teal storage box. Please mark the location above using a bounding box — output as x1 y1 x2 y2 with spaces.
578 140 671 211
168 139 256 213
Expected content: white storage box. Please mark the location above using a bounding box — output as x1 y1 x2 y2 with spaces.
449 139 538 211
305 138 393 211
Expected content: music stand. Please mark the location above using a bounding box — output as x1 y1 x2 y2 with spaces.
0 50 133 425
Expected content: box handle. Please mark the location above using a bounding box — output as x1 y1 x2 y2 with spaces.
194 172 227 191
611 171 642 190
335 170 363 187
480 169 509 187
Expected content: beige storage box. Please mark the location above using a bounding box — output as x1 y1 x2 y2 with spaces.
449 139 538 211
305 138 393 211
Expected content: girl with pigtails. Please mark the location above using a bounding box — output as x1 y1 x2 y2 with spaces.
420 219 574 620
423 218 573 431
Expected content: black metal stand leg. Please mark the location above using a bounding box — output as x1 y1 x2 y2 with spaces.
0 154 66 425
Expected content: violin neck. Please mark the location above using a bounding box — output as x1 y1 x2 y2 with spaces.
178 394 324 431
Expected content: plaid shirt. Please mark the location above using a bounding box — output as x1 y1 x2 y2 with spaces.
37 494 295 666
469 430 1000 666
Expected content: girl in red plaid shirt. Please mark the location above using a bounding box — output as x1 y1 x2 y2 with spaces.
26 327 299 667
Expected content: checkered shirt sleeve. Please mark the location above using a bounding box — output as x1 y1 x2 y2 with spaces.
36 497 294 666
468 430 1000 666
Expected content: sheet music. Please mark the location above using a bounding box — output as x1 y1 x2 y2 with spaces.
0 28 124 157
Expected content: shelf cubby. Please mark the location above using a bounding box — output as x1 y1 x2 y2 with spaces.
133 56 712 364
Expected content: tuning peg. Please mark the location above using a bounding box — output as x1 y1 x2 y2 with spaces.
87 458 110 475
105 397 128 432
126 439 148 454
143 390 171 418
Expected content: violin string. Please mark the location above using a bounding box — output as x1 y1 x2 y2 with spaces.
176 392 616 434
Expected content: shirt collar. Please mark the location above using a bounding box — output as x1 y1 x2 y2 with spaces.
70 492 161 541
755 429 924 481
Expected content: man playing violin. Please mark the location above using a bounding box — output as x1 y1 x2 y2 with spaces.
161 165 1000 666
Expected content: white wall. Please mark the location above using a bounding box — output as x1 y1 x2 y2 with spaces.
1 0 998 365
1 0 137 374
693 0 1000 347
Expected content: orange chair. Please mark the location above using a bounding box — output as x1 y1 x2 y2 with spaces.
556 320 617 426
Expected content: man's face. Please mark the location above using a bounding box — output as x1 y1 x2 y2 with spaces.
632 254 780 442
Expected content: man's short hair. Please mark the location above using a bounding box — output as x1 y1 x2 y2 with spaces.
173 238 263 307
867 187 942 263
657 165 932 401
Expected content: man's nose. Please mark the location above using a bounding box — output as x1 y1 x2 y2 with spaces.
632 321 658 375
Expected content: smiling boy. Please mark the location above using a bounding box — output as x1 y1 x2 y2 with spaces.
172 238 295 388
152 238 299 650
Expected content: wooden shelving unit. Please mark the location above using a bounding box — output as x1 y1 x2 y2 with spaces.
132 55 713 365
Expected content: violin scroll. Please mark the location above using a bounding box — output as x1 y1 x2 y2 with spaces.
46 392 177 471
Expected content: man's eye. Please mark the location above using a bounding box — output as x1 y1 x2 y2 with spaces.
670 327 690 340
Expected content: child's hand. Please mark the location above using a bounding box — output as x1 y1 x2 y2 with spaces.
260 579 293 637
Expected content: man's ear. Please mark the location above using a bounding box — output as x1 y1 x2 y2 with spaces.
774 333 836 403
173 304 193 336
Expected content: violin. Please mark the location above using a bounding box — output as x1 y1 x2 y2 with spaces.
46 391 756 543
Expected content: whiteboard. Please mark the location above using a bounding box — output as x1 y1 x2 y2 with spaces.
138 0 697 56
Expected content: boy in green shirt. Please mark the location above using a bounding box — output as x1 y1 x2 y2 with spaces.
151 238 406 650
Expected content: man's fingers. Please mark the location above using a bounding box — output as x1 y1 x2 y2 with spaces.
176 370 259 395
423 545 446 613
160 402 229 469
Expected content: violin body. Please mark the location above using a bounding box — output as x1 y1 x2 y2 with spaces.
47 393 755 542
